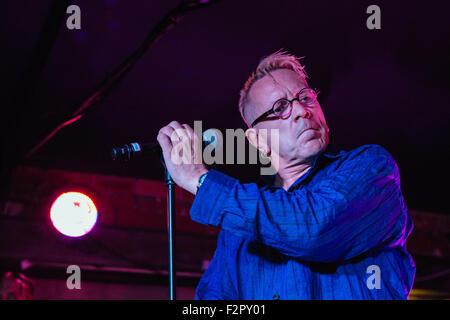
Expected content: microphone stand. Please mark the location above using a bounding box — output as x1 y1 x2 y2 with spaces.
161 156 176 300
79 1 222 301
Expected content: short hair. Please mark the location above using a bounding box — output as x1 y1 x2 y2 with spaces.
238 50 309 127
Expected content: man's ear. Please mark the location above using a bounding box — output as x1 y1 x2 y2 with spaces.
245 128 258 150
245 128 269 156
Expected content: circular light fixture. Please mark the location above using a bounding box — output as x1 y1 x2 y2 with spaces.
50 192 98 237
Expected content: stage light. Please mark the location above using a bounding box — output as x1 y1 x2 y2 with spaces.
50 192 98 237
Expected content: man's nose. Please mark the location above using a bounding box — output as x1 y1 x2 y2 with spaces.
291 100 311 121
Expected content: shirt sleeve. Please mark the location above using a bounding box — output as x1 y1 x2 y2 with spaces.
190 144 411 263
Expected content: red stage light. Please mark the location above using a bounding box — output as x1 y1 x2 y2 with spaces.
50 192 98 237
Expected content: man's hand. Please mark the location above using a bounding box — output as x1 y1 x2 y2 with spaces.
157 121 208 195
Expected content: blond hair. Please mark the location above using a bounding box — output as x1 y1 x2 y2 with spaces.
238 50 308 127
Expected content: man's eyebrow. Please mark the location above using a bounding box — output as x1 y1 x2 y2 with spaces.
294 87 306 96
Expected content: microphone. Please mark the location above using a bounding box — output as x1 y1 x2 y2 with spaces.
111 129 218 161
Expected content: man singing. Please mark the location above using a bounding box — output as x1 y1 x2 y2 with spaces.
157 50 416 299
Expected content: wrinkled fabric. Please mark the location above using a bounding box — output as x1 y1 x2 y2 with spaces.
190 144 416 300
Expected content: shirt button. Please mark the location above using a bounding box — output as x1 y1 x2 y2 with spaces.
273 294 280 300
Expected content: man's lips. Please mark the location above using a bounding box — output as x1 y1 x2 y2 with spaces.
297 125 319 137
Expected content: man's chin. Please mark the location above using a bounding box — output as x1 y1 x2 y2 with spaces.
301 138 328 159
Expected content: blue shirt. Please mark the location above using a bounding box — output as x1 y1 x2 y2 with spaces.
190 144 416 299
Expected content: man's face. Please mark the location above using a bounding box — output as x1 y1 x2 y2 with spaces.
246 69 329 165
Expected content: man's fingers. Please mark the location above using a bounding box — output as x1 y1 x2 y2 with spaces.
158 121 202 165
181 124 197 140
159 125 179 143
157 129 172 147
168 120 183 130
182 124 201 157
169 121 190 142
181 124 196 144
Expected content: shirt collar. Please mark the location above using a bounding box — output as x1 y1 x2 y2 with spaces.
257 150 345 191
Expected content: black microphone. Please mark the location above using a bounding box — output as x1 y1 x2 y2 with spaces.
111 129 218 161
111 142 162 161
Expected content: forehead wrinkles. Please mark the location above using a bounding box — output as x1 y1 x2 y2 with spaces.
250 73 288 105
267 71 295 98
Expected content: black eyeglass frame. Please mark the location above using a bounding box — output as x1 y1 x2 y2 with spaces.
250 87 319 127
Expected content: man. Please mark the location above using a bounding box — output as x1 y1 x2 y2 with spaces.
157 51 416 299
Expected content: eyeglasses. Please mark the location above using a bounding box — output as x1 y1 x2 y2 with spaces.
250 88 319 127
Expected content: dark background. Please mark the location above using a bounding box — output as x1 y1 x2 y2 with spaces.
1 0 449 214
